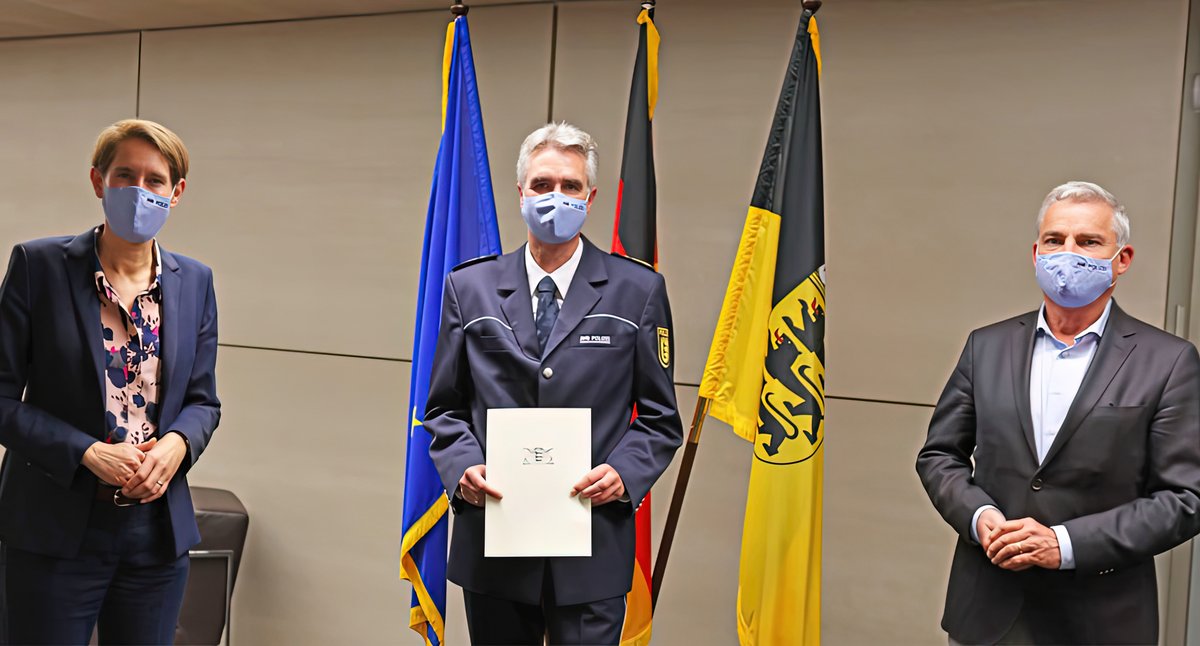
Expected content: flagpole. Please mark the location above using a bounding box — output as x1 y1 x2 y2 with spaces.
651 395 711 609
450 2 467 15
649 0 822 613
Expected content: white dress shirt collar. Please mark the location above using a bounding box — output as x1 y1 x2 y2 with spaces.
525 239 584 302
1035 298 1113 347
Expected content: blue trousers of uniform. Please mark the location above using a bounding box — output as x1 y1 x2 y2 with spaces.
463 565 626 646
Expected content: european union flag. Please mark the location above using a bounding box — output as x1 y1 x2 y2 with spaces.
400 14 500 646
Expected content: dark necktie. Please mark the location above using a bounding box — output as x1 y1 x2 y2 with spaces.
535 276 559 354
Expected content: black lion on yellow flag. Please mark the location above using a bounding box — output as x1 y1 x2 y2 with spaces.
756 270 825 464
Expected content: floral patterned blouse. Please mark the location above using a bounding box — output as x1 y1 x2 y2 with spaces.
94 240 163 445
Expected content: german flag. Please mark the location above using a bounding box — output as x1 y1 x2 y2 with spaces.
697 6 824 645
610 4 660 646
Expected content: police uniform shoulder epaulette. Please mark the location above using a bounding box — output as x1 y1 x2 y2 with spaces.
609 252 656 272
450 254 498 272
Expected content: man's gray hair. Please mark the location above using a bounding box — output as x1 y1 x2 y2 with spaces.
516 122 598 190
1036 180 1130 247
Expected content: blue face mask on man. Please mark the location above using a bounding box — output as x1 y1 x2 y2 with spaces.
521 191 588 244
102 185 174 244
1034 244 1122 308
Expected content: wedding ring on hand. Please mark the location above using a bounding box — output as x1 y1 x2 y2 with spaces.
156 480 165 487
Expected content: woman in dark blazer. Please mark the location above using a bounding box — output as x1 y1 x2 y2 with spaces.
0 119 221 645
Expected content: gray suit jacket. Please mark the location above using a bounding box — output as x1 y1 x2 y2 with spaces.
916 302 1200 645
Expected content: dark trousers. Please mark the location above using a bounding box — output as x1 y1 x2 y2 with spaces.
463 569 626 646
948 603 1087 646
3 498 189 646
949 596 1158 646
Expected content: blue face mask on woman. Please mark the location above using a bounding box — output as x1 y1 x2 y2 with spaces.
1034 244 1122 308
521 191 588 244
102 185 174 244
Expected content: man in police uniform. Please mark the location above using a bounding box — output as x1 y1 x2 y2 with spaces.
425 122 683 645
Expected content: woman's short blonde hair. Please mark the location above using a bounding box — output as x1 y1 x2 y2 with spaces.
91 119 190 185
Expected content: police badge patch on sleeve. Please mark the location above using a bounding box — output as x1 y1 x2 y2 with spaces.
657 327 670 368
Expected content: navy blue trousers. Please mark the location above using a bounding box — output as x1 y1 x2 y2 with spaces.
3 498 188 645
463 567 626 646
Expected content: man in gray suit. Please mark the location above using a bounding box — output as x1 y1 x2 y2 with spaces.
916 181 1200 645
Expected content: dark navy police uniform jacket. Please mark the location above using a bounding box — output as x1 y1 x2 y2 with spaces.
0 228 221 560
426 237 683 606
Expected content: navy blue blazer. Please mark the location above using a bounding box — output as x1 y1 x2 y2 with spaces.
425 238 683 606
0 228 220 559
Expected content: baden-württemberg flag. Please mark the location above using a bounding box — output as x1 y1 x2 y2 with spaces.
400 14 501 646
697 8 824 646
610 5 660 646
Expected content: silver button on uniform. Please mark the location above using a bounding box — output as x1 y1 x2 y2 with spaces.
542 367 554 379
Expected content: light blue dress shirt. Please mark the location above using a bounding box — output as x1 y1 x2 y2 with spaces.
970 299 1113 570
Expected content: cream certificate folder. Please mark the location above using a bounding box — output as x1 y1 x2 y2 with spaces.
484 407 591 558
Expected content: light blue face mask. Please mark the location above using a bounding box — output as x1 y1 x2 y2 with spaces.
521 191 588 244
1034 244 1122 308
102 185 173 244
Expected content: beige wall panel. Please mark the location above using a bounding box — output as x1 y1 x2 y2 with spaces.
647 386 748 645
188 347 414 645
819 0 1187 404
821 399 951 644
0 0 544 40
557 0 1186 405
138 5 552 358
0 33 139 251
